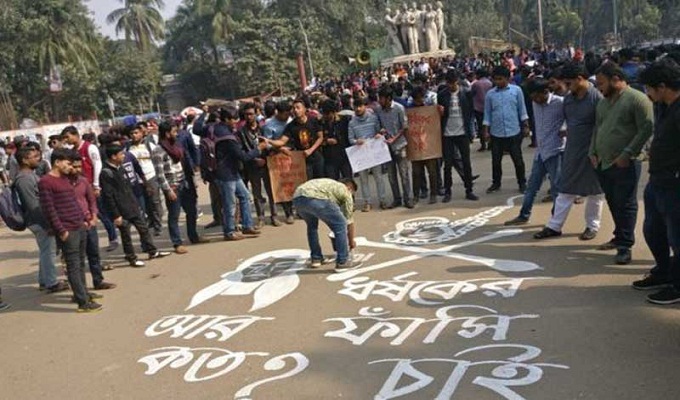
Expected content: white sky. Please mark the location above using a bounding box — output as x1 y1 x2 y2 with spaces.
85 0 182 38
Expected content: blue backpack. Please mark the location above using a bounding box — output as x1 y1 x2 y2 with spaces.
0 185 26 231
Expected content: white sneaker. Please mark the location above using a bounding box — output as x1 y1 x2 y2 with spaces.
308 259 323 269
130 260 146 268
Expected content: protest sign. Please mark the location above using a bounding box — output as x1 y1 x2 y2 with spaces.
267 151 307 203
406 106 442 161
345 138 392 173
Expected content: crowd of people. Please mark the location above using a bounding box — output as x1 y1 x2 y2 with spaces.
1 44 679 312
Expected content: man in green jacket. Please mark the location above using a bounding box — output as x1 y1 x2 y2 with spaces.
590 62 654 265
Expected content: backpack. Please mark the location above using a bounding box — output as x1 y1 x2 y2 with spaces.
199 125 240 181
0 185 26 231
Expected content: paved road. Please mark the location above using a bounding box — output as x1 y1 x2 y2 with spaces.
1 147 677 399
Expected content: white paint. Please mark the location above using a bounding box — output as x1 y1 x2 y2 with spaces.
137 347 309 386
234 352 310 399
370 344 569 399
329 229 541 282
338 274 548 305
324 305 539 346
145 315 274 342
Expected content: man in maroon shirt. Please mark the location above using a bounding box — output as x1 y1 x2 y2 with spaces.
39 149 102 313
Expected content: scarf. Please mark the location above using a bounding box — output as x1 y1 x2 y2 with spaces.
160 138 184 164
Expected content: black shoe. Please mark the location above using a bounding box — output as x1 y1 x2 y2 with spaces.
472 174 480 181
442 194 452 203
465 192 479 201
534 227 562 239
615 248 632 265
486 185 500 194
419 191 428 199
437 188 446 196
579 228 598 241
149 251 171 260
334 261 363 273
428 195 437 204
389 201 402 209
105 240 119 252
597 239 617 251
46 281 70 293
153 230 162 237
93 282 117 290
77 302 103 313
519 184 527 194
404 201 415 209
71 292 103 303
0 302 10 312
633 274 672 291
204 221 221 229
504 216 529 226
647 287 680 305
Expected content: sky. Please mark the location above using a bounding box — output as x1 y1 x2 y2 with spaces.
86 0 183 38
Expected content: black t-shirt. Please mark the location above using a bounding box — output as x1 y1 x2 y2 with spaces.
282 117 323 152
649 99 680 184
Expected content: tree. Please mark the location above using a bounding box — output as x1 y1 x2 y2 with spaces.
107 0 166 52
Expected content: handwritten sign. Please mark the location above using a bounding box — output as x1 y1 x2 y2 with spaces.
267 151 307 203
345 138 392 173
406 105 442 161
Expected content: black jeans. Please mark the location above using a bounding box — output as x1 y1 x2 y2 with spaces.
208 181 224 224
644 179 680 286
490 134 526 188
597 161 641 249
86 226 104 286
61 229 89 306
412 159 438 197
443 135 474 194
118 215 158 261
243 165 277 218
474 111 486 147
306 152 325 179
324 157 352 181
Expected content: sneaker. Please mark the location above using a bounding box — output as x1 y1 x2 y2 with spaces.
106 240 119 252
130 259 146 268
334 261 363 273
442 194 452 203
77 302 103 313
465 192 479 201
615 248 632 265
486 185 501 194
0 302 10 312
71 292 103 303
190 236 211 244
285 216 295 225
647 287 680 305
175 245 189 254
46 281 70 294
149 251 171 260
404 201 415 209
309 259 323 269
204 221 221 229
224 232 245 241
504 216 529 226
362 203 372 212
597 239 617 251
633 274 672 291
379 202 389 210
533 227 562 239
242 227 261 235
579 228 598 241
93 282 117 290
270 217 282 227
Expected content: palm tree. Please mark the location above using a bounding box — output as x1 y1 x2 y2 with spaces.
107 0 166 52
196 0 234 45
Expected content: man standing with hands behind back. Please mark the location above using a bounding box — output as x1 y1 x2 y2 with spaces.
590 62 654 265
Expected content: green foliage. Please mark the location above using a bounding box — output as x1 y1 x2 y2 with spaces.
106 0 166 52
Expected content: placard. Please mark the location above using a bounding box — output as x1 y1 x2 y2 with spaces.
267 151 307 203
345 138 392 173
406 105 442 161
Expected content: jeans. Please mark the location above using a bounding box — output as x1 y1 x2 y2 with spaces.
644 181 680 286
165 181 199 246
97 196 118 242
28 224 59 288
306 152 325 179
412 159 438 198
358 165 387 205
243 166 277 218
490 134 526 188
597 161 641 249
216 178 255 236
387 148 412 204
324 158 352 180
142 178 163 232
293 196 349 264
443 135 474 194
118 216 158 261
208 181 224 224
474 111 486 148
518 153 562 219
61 229 89 306
86 226 104 286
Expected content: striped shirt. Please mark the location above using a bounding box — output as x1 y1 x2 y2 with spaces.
533 93 566 160
293 178 354 224
38 174 86 235
348 113 380 144
152 146 185 192
483 84 529 138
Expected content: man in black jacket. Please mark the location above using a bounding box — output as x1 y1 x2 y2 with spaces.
437 69 479 201
101 145 170 267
